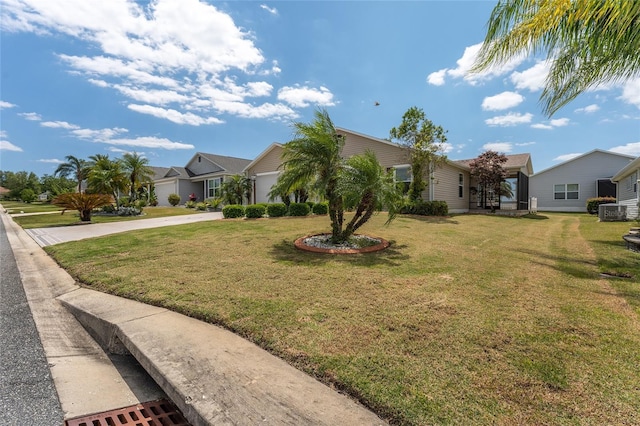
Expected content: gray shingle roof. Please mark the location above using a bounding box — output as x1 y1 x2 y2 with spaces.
197 153 252 175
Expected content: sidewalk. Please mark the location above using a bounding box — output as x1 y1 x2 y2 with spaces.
3 210 386 425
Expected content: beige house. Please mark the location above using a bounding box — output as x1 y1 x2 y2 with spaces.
244 127 531 214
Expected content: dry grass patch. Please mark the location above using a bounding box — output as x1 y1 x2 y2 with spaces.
46 213 640 425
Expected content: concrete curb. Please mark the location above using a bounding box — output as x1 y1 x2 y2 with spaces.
58 287 385 425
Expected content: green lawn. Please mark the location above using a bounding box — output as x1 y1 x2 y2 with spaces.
45 213 640 425
2 200 64 214
11 206 203 229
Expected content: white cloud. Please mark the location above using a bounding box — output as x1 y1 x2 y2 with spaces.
481 91 524 111
485 112 533 127
2 0 322 125
41 121 80 129
37 158 64 163
553 153 582 162
619 79 640 108
574 104 600 114
71 127 128 141
516 142 536 147
0 100 16 109
609 141 640 156
429 42 526 86
277 85 335 108
0 140 23 152
510 61 550 92
531 117 570 130
128 104 224 125
260 4 278 15
19 112 42 121
427 69 447 86
482 142 513 153
105 136 194 150
213 100 299 120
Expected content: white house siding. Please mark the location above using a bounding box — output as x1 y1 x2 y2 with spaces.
432 164 469 213
615 170 639 219
254 172 280 204
530 150 635 212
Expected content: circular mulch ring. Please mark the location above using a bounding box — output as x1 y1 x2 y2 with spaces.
294 234 390 254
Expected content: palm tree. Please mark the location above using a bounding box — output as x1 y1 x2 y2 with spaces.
275 109 401 244
221 174 252 205
87 155 127 206
52 193 114 222
275 109 346 242
122 152 153 202
472 0 640 116
54 155 89 193
338 150 401 240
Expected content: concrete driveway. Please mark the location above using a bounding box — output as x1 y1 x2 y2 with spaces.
25 211 223 247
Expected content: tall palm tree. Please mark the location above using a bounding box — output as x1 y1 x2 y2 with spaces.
87 155 127 206
275 108 346 242
472 0 640 116
122 152 153 202
54 155 89 193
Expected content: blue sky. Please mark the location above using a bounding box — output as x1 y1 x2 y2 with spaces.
1 0 639 178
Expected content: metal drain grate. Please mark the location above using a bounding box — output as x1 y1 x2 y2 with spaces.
64 399 190 426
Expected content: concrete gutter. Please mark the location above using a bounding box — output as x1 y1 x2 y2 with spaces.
3 210 386 425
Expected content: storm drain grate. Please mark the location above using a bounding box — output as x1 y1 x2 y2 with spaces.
64 399 190 426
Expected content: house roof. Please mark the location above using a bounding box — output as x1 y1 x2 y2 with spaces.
453 153 533 174
532 149 636 177
196 152 252 175
150 166 172 180
612 156 640 182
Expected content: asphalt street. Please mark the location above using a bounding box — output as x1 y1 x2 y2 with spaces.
0 218 64 426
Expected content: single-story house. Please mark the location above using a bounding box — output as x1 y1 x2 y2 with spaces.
529 150 636 212
611 156 640 219
244 127 532 214
152 152 251 206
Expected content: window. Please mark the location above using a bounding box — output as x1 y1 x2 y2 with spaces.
501 177 517 202
554 183 579 200
393 165 412 194
208 177 223 198
458 173 464 198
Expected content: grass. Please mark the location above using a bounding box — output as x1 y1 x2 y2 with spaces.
44 212 640 425
11 206 203 229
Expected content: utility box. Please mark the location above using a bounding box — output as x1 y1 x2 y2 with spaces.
599 204 627 222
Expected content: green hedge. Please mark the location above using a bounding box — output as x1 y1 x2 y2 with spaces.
245 204 266 218
222 204 245 218
288 202 310 216
267 203 288 217
168 193 180 206
586 197 616 214
312 202 329 215
400 200 448 216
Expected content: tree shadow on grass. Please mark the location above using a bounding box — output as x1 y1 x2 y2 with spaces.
269 239 410 267
402 215 460 225
515 247 599 279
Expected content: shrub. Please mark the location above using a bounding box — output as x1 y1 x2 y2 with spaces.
289 202 310 216
266 203 288 217
306 201 315 211
185 200 197 209
20 188 36 203
586 197 616 214
168 193 180 206
205 198 223 210
52 193 114 222
401 200 448 216
245 204 266 218
222 204 245 218
312 202 329 215
118 196 130 207
196 202 207 211
101 204 116 214
117 206 142 216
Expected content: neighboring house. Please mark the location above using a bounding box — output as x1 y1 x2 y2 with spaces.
0 186 11 199
529 150 635 212
611 156 640 219
453 153 534 212
37 191 51 202
152 153 251 206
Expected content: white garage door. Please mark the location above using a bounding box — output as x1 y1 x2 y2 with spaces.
254 172 279 204
155 181 177 206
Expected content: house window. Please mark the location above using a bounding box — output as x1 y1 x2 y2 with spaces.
501 177 517 202
554 183 579 200
208 177 223 198
393 165 412 194
458 173 464 198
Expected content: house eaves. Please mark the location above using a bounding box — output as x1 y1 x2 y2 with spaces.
243 143 283 173
612 156 640 182
336 127 403 149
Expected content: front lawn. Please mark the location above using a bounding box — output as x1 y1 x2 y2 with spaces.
12 206 203 229
45 213 640 425
2 200 63 214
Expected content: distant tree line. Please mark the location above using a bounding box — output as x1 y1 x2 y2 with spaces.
0 170 76 202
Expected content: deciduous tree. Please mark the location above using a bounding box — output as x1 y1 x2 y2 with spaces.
469 150 508 213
